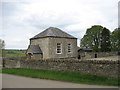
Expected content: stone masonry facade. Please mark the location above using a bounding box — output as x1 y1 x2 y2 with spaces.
30 37 77 59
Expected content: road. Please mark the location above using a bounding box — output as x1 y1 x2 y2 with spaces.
1 74 118 88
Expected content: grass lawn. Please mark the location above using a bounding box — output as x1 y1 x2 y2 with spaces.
2 68 119 86
2 49 26 57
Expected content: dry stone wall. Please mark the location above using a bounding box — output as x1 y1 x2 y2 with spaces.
3 57 119 78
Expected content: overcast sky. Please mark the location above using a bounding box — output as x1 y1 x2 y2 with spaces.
0 0 119 49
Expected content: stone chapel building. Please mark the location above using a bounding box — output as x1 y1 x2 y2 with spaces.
26 27 78 59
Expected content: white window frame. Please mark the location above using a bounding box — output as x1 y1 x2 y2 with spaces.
68 43 72 53
56 43 62 54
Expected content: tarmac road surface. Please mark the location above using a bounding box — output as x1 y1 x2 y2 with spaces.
1 74 118 88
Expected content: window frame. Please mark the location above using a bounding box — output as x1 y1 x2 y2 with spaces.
68 43 72 53
56 43 62 54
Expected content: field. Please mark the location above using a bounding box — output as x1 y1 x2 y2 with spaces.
2 68 119 86
2 49 26 57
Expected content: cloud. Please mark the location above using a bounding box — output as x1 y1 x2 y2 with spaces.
1 0 119 49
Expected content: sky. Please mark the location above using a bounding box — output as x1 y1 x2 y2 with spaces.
0 0 119 49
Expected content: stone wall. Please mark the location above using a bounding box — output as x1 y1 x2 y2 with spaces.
78 52 118 59
48 37 77 59
3 57 119 78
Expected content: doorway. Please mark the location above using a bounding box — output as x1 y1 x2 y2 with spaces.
78 55 81 59
95 53 97 58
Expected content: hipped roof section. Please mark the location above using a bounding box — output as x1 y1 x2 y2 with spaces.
30 27 77 40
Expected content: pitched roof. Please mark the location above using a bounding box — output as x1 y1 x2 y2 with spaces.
28 45 42 54
30 27 77 40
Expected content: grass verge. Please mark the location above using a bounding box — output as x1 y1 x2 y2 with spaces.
2 68 119 86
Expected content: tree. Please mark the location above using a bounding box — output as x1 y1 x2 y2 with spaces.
80 25 111 52
100 27 111 52
80 25 103 52
111 28 120 51
80 34 91 48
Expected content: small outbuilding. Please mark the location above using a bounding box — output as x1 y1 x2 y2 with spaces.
78 47 93 59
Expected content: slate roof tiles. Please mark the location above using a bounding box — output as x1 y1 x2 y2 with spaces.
30 27 77 40
28 45 42 54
